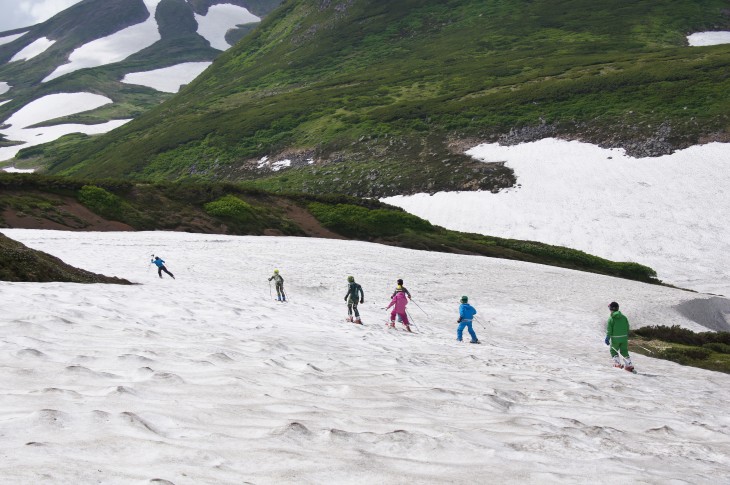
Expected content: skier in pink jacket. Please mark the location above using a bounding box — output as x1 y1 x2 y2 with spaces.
386 291 411 332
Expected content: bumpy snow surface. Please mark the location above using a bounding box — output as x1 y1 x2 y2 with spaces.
384 139 730 296
121 61 212 93
43 0 162 82
0 92 130 161
195 3 260 50
9 37 55 62
687 31 730 46
0 82 9 95
0 32 26 46
1 229 728 484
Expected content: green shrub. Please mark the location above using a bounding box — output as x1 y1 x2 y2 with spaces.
78 185 124 220
308 202 434 238
703 343 730 354
633 325 730 346
204 195 257 223
661 347 712 363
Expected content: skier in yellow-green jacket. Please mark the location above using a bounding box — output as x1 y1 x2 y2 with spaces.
605 301 634 372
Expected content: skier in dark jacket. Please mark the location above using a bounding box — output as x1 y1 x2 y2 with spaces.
344 275 364 324
151 255 175 279
268 269 286 301
605 301 633 371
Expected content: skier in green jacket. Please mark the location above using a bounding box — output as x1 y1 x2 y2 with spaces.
605 301 634 371
344 275 364 324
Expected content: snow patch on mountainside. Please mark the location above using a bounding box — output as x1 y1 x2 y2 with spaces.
3 93 112 129
43 0 163 82
9 37 55 62
0 92 129 161
0 32 26 46
2 166 34 173
0 82 9 95
0 119 130 161
688 31 730 46
0 229 727 483
383 139 730 296
0 99 11 106
121 62 211 93
195 4 260 50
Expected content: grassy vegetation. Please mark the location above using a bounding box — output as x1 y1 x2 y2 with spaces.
630 325 730 374
31 0 730 196
0 173 660 283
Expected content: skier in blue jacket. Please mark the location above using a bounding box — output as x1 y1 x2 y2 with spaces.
457 295 479 343
151 255 175 279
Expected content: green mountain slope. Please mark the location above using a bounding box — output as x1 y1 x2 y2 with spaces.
43 0 730 196
0 0 283 135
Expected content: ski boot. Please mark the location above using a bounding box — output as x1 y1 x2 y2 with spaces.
388 321 396 328
346 316 353 323
469 340 480 344
354 317 363 325
403 324 412 333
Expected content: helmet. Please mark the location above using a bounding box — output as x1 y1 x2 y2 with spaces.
397 279 403 285
347 275 354 282
274 269 279 274
609 301 619 311
460 295 468 303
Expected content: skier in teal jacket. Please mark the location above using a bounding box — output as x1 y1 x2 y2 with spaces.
605 301 633 371
457 296 479 343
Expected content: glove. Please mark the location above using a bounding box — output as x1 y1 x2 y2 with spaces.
344 297 347 301
360 300 364 304
604 335 610 346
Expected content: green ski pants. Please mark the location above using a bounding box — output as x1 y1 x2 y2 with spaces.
610 337 629 358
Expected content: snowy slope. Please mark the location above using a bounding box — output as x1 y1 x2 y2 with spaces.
121 61 212 93
1 229 728 484
0 1 276 165
195 4 260 50
42 0 163 83
384 139 730 297
0 92 130 161
688 31 730 46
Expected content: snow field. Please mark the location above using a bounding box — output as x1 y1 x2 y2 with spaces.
1 229 728 484
9 37 55 62
195 4 260 50
0 32 26 46
43 0 163 83
0 82 9 95
687 31 730 46
0 92 129 162
384 139 730 296
121 62 212 93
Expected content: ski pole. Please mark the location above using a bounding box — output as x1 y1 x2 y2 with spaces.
411 299 429 317
474 315 487 330
268 280 272 298
406 309 420 333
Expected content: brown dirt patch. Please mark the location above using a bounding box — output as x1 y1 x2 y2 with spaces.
276 201 345 239
1 191 134 231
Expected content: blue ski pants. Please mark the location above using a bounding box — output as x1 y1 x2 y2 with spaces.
457 321 477 342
